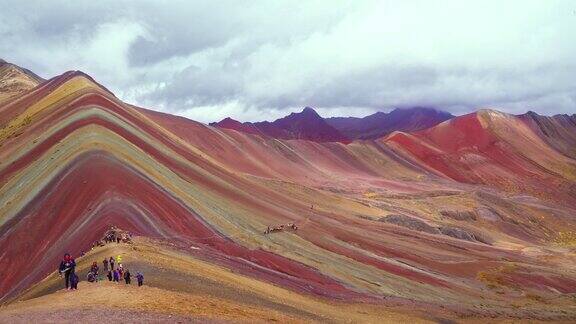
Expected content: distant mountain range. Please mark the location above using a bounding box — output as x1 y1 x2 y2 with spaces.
326 107 454 140
518 110 576 159
211 106 454 142
210 107 350 143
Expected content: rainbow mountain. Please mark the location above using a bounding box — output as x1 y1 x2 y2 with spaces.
0 61 575 321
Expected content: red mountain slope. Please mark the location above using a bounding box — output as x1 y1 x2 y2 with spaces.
385 109 576 205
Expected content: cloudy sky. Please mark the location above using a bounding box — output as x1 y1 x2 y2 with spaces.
1 0 575 122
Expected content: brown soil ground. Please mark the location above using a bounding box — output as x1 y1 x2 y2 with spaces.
0 237 435 323
5 237 573 323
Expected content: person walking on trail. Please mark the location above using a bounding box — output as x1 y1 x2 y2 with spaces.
113 269 119 283
124 269 131 284
107 270 112 281
136 272 144 286
58 253 76 290
109 257 115 271
70 272 79 290
103 258 109 272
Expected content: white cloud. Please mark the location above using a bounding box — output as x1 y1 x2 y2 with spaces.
1 0 574 122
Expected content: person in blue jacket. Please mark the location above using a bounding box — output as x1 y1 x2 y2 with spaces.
70 272 79 290
58 253 76 289
136 271 144 286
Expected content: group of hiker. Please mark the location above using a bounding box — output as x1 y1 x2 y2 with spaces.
97 256 144 286
102 230 132 245
58 226 143 290
92 229 132 249
58 253 144 290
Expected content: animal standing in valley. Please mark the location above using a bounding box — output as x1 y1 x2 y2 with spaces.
264 222 298 234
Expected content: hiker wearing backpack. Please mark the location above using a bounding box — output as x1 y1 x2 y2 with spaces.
58 253 76 289
136 272 144 286
124 269 131 284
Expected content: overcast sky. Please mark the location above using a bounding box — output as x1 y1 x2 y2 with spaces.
1 0 575 122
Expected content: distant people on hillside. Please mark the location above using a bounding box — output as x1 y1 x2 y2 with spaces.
58 253 76 290
92 240 104 249
102 226 133 244
136 271 144 286
124 269 131 284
